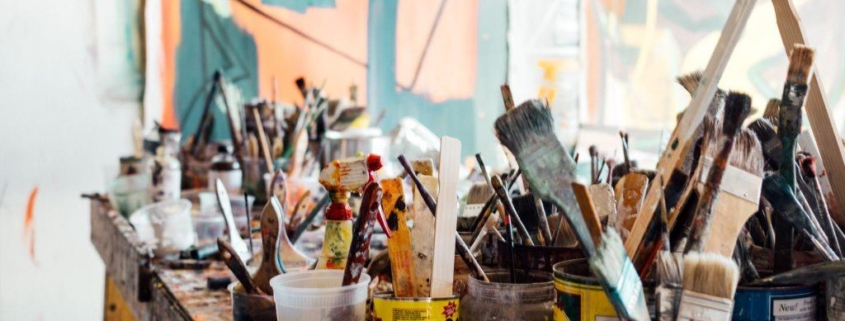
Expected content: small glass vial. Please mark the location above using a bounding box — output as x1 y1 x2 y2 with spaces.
208 144 242 193
151 146 181 202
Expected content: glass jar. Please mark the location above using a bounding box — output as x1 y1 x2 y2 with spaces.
461 271 555 320
208 144 242 192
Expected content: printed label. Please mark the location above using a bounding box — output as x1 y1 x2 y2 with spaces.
462 204 485 217
373 297 459 321
772 296 815 320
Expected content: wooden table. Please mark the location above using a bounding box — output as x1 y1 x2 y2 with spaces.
90 199 234 321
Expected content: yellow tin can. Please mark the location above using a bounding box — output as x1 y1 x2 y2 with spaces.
552 259 619 321
373 293 461 321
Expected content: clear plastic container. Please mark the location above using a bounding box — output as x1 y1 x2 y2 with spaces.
270 270 370 321
228 282 276 321
128 199 194 258
460 271 555 321
108 173 152 217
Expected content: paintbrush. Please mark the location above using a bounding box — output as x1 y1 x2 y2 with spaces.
381 178 417 297
700 129 764 256
655 178 683 321
779 45 815 189
218 238 263 295
216 179 251 263
589 228 651 320
620 131 633 172
626 0 755 259
342 182 384 286
572 182 603 246
251 196 281 294
268 169 288 212
800 156 842 255
397 154 489 283
677 252 739 320
752 260 845 286
492 176 535 246
496 100 649 318
762 173 839 261
763 98 781 123
468 169 519 243
733 230 759 283
252 108 275 173
685 91 751 253
748 118 782 171
775 45 815 273
290 194 330 244
268 196 313 273
512 193 551 245
494 99 595 255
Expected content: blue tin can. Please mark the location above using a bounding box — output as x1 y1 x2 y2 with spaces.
733 284 818 320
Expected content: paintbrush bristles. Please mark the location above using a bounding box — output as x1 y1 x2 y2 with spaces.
683 252 740 300
723 92 752 135
677 71 703 94
494 99 557 157
730 130 765 174
786 45 815 85
764 99 781 122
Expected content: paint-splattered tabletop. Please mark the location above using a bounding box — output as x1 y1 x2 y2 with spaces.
156 265 233 321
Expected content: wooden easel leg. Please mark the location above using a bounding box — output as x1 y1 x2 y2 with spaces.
104 274 136 321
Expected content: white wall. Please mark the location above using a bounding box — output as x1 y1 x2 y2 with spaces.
0 0 139 319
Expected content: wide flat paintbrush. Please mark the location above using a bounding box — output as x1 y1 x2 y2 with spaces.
626 0 756 259
494 99 595 257
748 118 782 171
496 100 648 318
677 252 739 320
701 129 764 256
686 92 751 253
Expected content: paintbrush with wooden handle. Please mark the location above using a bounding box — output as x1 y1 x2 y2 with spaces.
495 100 648 319
626 0 756 260
685 91 751 253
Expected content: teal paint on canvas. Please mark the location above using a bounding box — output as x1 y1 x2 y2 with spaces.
175 0 258 141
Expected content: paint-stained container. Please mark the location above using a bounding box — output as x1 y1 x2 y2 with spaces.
461 271 555 320
228 282 276 321
373 294 461 321
553 259 619 320
732 284 818 320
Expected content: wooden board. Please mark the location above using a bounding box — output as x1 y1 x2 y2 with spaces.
431 136 461 298
626 0 756 257
411 175 439 297
773 0 845 226
382 178 417 297
104 275 137 321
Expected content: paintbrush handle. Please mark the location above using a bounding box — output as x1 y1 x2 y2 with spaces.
687 141 737 252
252 108 275 173
290 194 330 244
535 195 553 244
218 238 263 295
342 183 381 286
492 176 535 246
773 0 845 227
398 155 437 213
454 233 489 282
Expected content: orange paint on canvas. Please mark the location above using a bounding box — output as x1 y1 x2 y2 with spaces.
229 0 369 106
160 0 182 130
24 186 38 266
395 0 477 103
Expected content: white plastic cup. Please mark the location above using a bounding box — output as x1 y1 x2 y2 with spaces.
270 270 370 321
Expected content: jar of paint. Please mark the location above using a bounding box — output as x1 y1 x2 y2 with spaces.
461 271 555 320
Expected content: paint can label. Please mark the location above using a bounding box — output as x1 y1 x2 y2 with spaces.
553 276 619 321
373 296 460 321
733 285 817 320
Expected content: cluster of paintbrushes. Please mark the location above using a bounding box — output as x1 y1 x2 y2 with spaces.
183 71 368 183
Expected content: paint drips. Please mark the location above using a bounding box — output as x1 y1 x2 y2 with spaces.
24 187 38 266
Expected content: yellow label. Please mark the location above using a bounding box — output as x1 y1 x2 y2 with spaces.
315 220 352 269
553 277 619 321
373 297 460 321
